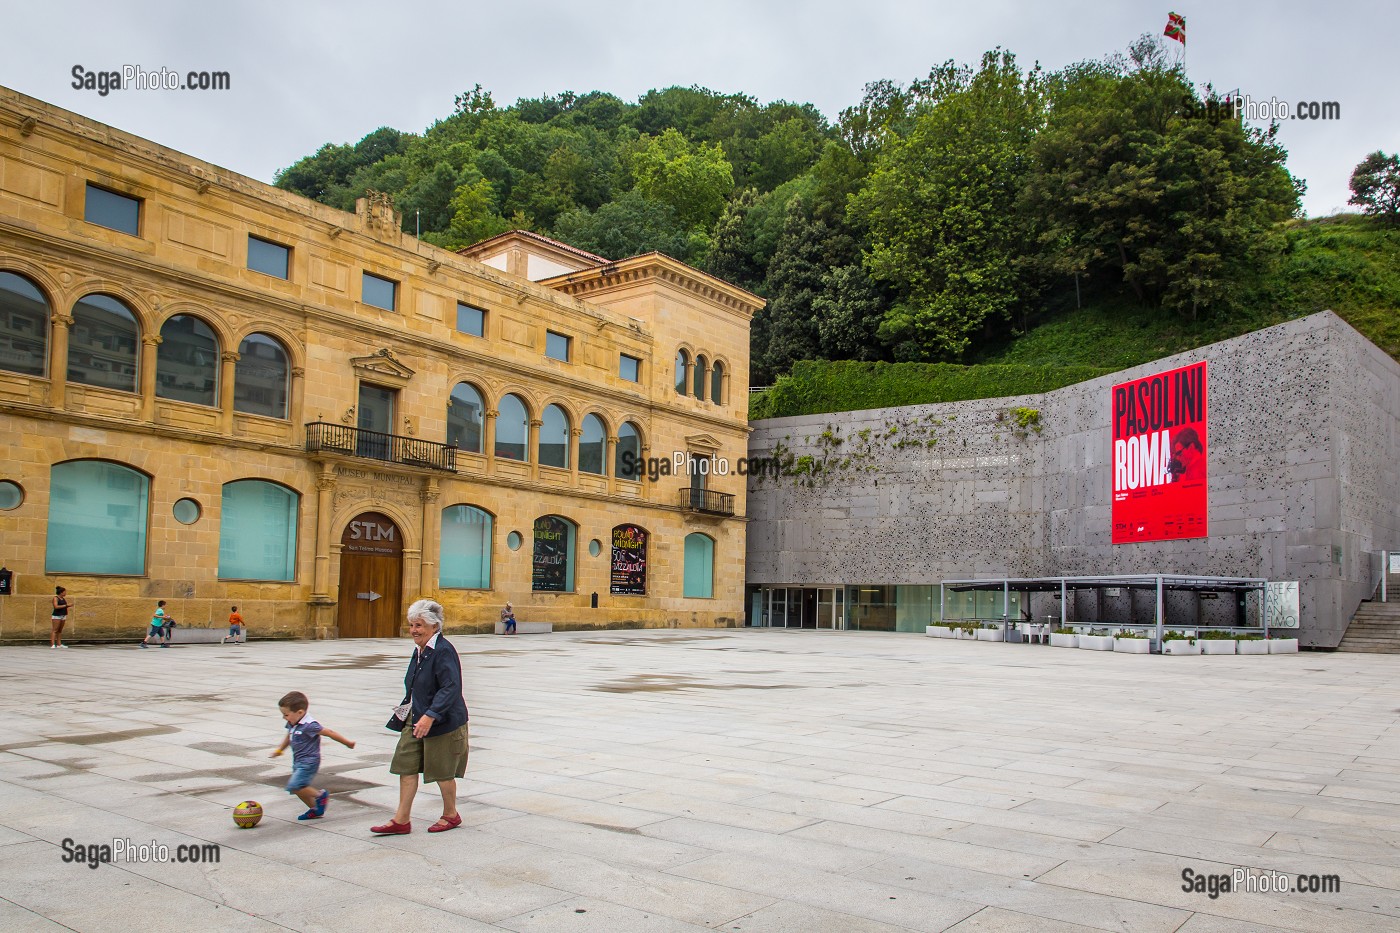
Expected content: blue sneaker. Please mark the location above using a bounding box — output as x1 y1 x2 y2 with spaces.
297 808 321 821
315 790 329 816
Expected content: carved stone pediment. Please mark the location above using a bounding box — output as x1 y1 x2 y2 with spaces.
685 433 722 454
351 347 415 387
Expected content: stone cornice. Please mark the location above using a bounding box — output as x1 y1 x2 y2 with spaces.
541 253 765 320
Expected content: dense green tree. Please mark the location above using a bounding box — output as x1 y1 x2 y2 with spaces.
813 263 889 361
629 128 735 230
275 127 410 201
854 51 1045 360
553 191 694 261
1023 57 1302 319
1349 151 1400 224
704 188 761 290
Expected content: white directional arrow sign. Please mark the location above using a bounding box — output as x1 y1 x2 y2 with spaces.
356 591 382 602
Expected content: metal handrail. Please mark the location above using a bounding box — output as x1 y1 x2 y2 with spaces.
679 487 735 515
305 422 457 472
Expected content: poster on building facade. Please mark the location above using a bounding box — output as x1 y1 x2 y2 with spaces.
532 515 570 591
1111 360 1208 543
610 524 648 595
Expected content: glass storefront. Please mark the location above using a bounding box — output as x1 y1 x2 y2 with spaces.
752 584 1026 633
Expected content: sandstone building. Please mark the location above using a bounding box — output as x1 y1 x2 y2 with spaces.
0 87 760 641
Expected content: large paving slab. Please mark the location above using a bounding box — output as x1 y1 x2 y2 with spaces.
1 630 1398 931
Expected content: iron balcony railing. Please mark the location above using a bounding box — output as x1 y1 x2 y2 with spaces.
306 422 457 472
679 487 735 516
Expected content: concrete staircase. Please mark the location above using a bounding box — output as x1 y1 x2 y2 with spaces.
1339 574 1400 652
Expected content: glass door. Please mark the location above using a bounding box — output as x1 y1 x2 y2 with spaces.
357 383 395 460
816 587 843 629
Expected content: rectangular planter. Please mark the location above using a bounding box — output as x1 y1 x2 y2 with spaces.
1049 633 1077 648
926 625 955 639
1269 638 1300 654
1113 637 1151 654
976 628 1005 642
1236 639 1270 655
1164 639 1201 655
1077 635 1115 651
1201 640 1236 655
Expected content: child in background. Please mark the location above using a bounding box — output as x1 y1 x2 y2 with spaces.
222 606 244 645
142 600 173 648
271 691 355 821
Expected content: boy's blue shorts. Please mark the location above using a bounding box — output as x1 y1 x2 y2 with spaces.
286 761 319 792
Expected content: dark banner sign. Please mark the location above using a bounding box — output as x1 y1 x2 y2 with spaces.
1111 360 1208 544
610 524 647 595
532 515 570 591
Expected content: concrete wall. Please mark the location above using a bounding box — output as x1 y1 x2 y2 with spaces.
746 312 1400 647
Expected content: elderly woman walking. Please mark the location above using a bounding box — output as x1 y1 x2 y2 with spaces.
371 598 470 835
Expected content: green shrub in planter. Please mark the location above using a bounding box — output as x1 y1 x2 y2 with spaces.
1196 630 1237 640
1052 627 1076 635
1114 630 1147 638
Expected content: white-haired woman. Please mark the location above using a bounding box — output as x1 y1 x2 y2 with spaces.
371 598 470 835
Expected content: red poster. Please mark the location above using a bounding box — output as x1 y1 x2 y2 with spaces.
1111 361 1208 543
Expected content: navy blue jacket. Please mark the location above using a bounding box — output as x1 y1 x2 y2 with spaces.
402 635 468 737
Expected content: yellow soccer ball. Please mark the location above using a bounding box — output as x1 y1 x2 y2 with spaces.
233 800 263 828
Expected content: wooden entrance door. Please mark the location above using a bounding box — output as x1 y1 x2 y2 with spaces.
337 512 403 638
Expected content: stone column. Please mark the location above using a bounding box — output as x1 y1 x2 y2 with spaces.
139 334 161 420
309 464 338 638
483 409 498 476
219 350 240 433
528 418 542 481
289 366 306 444
312 466 336 598
48 313 73 408
419 479 441 597
606 434 619 495
569 427 582 487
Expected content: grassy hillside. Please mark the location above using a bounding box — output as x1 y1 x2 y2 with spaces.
751 215 1400 419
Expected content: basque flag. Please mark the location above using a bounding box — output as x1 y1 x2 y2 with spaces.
1164 12 1186 44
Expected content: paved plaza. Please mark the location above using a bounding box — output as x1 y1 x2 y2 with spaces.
2 630 1400 932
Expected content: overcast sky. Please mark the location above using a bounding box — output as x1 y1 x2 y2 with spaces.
4 0 1395 217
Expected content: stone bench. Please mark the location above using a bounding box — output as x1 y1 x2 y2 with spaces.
166 626 244 644
493 621 553 635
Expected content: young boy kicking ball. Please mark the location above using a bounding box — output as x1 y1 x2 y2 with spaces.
271 691 355 820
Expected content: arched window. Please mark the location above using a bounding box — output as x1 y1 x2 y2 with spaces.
674 349 689 395
447 382 484 453
683 533 715 598
711 360 725 404
539 403 570 469
441 504 492 588
157 314 218 406
46 460 149 574
616 421 642 480
69 294 138 393
234 333 289 419
218 480 298 581
580 413 606 476
0 272 49 376
495 393 528 461
532 514 576 592
693 354 708 400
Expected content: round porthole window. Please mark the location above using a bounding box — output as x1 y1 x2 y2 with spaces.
589 539 602 557
507 531 523 551
0 481 22 510
173 497 201 524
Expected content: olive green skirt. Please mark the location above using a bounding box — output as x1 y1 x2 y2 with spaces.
390 720 469 783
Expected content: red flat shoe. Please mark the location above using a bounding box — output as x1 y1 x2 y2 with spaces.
369 819 412 835
427 814 462 833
